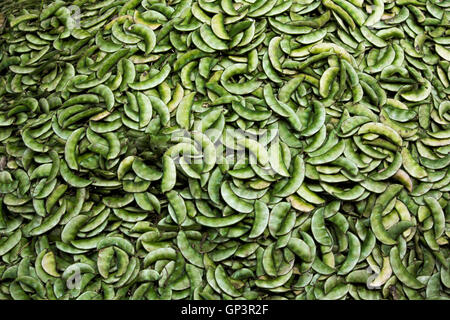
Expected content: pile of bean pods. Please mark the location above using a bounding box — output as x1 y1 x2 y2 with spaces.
0 0 449 300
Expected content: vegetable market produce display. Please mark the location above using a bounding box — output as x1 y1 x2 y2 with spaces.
0 0 449 300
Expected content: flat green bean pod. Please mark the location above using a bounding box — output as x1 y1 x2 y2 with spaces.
0 0 448 302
